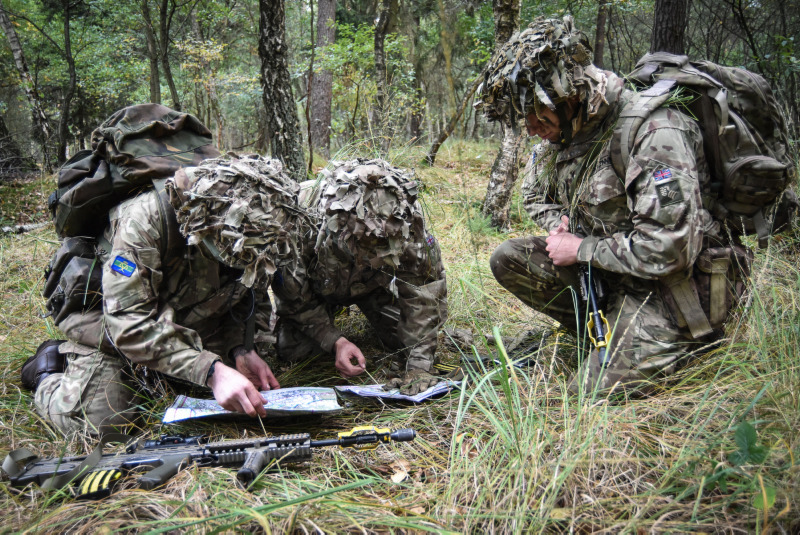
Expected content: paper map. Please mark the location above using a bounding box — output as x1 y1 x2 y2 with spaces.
162 386 342 424
335 380 460 403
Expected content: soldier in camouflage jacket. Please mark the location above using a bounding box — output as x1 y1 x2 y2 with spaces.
272 159 448 394
476 16 739 394
33 155 304 435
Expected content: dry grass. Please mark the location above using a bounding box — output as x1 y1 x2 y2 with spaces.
0 141 798 533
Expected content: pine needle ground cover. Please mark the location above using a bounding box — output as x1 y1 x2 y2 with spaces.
0 141 798 533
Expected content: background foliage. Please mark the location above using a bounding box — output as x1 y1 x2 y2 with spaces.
0 0 797 170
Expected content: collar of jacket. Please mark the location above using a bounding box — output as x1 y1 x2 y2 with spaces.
557 71 630 164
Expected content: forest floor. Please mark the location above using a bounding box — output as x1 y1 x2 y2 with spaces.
0 140 798 533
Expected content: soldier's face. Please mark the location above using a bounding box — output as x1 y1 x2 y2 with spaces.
525 107 561 142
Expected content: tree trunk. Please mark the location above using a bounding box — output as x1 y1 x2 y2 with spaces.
0 112 35 178
141 0 161 104
437 0 457 113
57 0 76 165
481 0 521 229
258 0 305 181
310 0 335 158
425 69 485 166
373 0 391 157
159 0 181 110
0 0 53 166
651 0 687 54
594 0 609 69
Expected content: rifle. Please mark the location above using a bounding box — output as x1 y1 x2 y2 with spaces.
573 222 611 368
2 426 416 499
578 265 610 367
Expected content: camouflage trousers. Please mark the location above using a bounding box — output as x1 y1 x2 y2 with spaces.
35 341 140 436
277 278 447 372
490 236 707 394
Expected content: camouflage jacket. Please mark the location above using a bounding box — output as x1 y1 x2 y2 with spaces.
272 178 447 368
522 72 721 281
96 190 270 386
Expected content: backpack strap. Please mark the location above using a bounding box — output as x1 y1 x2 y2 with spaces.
610 79 675 180
152 178 185 269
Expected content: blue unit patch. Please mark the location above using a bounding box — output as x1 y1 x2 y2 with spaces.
111 256 136 277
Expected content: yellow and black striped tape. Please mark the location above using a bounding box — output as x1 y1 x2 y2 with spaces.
76 469 123 499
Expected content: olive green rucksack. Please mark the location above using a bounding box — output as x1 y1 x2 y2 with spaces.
612 52 798 249
42 104 219 326
49 103 220 238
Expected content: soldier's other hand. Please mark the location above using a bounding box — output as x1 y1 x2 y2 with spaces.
545 231 582 266
334 337 366 377
385 369 441 395
233 347 281 391
207 362 268 418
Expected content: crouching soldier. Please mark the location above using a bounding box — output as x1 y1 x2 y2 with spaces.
23 153 307 435
272 159 448 394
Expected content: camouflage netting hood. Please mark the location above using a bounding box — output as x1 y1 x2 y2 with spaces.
475 15 607 126
166 154 310 290
312 158 428 271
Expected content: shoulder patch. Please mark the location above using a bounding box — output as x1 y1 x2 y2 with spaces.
111 256 136 277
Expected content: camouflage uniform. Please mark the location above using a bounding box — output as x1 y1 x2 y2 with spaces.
481 18 732 393
36 155 300 435
273 159 447 372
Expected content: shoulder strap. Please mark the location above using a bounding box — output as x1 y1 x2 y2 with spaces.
610 79 676 180
152 178 184 268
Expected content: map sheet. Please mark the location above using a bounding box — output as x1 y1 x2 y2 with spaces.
162 386 342 423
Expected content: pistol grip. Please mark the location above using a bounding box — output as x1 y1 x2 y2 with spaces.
237 450 267 488
138 453 193 490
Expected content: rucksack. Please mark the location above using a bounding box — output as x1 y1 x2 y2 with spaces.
49 103 220 238
612 52 798 249
42 104 216 326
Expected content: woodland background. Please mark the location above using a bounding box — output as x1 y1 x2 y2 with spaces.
0 0 798 228
0 0 799 533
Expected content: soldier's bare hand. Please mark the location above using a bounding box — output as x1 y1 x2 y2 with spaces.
207 362 268 417
233 348 281 391
545 232 582 266
334 337 367 377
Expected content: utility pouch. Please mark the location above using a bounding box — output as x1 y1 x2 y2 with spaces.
661 246 752 339
43 237 103 325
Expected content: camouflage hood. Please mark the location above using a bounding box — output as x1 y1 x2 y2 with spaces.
311 158 428 271
166 154 310 290
475 15 607 126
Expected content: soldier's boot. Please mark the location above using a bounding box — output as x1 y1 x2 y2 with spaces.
21 340 67 392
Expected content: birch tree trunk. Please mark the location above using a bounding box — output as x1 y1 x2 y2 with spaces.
258 0 305 181
481 0 521 229
0 0 53 166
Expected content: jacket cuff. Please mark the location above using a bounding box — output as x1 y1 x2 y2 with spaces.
192 350 223 386
576 236 599 264
318 327 345 354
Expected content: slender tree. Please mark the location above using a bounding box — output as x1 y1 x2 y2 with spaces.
594 0 609 69
310 0 335 158
481 0 522 230
141 0 161 104
0 0 53 167
258 0 305 180
373 0 393 157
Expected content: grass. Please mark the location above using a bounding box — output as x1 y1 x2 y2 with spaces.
0 139 799 533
